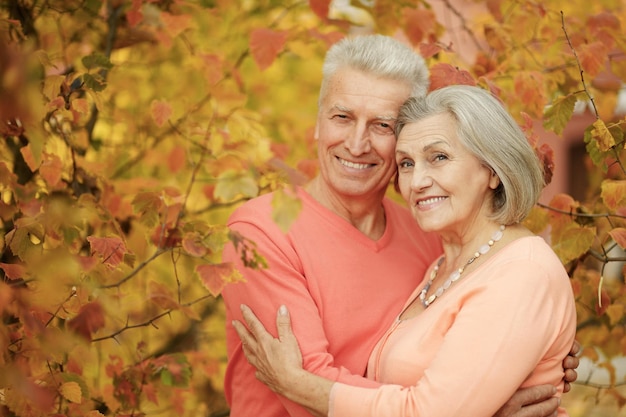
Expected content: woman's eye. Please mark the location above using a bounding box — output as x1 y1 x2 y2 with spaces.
433 153 448 162
398 160 414 168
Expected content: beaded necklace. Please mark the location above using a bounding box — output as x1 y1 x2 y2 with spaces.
420 225 506 308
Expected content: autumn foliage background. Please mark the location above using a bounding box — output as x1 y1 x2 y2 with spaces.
1 0 626 416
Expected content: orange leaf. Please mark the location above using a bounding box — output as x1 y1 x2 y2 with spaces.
578 41 609 78
513 72 546 117
249 28 287 71
429 63 476 91
403 9 436 44
196 262 241 297
0 262 26 280
67 301 106 341
87 235 128 268
148 280 179 310
182 231 207 257
309 0 331 20
40 153 63 187
19 143 39 171
200 53 224 85
160 12 193 38
151 99 172 127
550 193 578 212
168 146 186 173
71 97 89 114
609 228 626 249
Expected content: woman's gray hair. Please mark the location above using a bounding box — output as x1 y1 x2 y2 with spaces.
395 85 545 225
319 34 429 101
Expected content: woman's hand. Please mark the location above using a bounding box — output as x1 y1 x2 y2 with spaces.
232 304 304 394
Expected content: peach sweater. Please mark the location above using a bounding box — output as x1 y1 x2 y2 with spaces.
330 236 576 417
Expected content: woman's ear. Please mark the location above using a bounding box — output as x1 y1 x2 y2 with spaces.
489 170 500 190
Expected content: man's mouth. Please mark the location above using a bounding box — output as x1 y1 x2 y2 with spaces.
338 158 373 170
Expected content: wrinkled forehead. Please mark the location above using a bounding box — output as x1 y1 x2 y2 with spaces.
320 68 412 114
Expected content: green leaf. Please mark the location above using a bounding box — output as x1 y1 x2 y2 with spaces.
82 53 113 71
214 171 259 202
82 73 107 92
551 225 596 265
584 126 609 172
271 188 302 233
543 94 577 135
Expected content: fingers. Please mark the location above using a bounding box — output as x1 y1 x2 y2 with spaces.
240 304 270 338
513 397 559 417
570 339 581 356
563 367 578 384
276 305 294 342
517 385 557 406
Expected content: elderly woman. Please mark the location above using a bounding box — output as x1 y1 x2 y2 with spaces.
234 85 577 417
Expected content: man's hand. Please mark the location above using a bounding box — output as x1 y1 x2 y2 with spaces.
562 340 580 393
493 385 559 417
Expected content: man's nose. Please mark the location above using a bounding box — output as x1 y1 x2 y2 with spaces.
344 124 371 155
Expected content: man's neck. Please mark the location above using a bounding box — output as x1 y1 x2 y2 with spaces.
305 177 387 240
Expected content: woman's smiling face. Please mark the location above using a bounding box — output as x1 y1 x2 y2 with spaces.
395 112 501 236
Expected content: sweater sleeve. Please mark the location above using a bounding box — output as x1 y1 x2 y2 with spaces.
329 249 576 417
222 205 382 417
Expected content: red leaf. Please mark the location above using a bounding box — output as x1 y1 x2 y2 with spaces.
0 262 26 280
196 262 239 297
535 143 555 186
419 42 443 59
151 99 172 127
550 193 578 212
127 0 143 27
67 301 106 340
309 0 331 20
87 236 128 268
249 28 287 71
148 280 179 310
403 9 436 45
168 146 186 173
182 231 207 257
578 41 609 78
429 63 476 91
609 227 626 249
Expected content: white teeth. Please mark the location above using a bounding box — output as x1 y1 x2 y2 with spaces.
418 197 446 206
339 159 371 169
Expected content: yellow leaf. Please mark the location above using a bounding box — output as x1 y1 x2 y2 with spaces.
591 119 615 151
271 188 302 233
60 381 82 403
522 206 549 235
601 180 626 210
543 94 577 135
551 225 596 265
606 304 624 326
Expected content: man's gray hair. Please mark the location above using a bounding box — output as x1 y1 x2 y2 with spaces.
319 34 429 102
